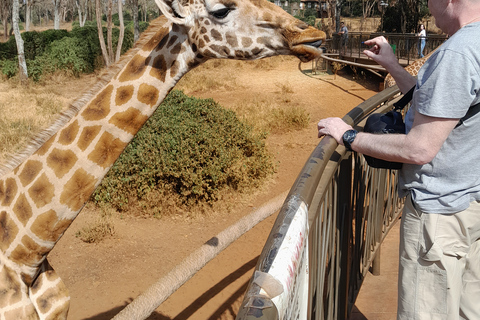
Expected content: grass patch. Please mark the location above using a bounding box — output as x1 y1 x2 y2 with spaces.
75 219 115 243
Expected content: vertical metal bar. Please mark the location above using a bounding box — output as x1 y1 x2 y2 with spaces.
371 169 387 276
335 154 353 320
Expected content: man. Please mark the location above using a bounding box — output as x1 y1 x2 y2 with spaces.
338 22 348 53
317 0 480 318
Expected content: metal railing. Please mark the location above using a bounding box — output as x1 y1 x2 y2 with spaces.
331 32 448 65
236 84 407 319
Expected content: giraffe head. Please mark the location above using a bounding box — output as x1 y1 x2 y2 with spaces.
155 0 326 62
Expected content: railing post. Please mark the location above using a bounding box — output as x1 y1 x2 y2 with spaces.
371 169 387 276
336 154 353 320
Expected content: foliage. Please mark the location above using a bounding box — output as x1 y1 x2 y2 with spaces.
0 59 19 78
93 90 275 214
47 37 92 76
295 9 317 26
380 0 430 33
0 22 138 80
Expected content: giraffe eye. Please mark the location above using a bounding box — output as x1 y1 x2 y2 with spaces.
211 7 232 19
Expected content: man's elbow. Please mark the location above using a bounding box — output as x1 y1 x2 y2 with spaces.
406 149 436 165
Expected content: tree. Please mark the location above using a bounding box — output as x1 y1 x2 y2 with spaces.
1 0 11 41
131 0 139 42
53 0 61 29
96 0 111 66
12 0 28 83
115 0 124 61
76 0 88 26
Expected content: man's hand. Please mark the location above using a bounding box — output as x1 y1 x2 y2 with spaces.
317 117 352 145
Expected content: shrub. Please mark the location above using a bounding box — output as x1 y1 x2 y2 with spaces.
22 29 70 60
47 37 92 76
0 59 19 78
93 90 275 214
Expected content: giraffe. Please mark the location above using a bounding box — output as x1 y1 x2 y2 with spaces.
0 0 326 318
384 50 435 88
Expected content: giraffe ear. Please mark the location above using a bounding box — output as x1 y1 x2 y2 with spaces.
155 0 191 26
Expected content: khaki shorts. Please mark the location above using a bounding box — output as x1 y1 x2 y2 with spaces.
398 194 480 320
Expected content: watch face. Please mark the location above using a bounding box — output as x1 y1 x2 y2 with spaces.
343 129 357 150
344 130 356 143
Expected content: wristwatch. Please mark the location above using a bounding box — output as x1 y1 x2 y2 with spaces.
342 129 358 151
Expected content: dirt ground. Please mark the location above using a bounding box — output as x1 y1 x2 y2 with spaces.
42 56 380 320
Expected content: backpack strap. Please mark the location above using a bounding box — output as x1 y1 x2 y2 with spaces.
393 86 415 111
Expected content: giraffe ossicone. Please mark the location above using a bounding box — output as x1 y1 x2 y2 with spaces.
0 0 325 319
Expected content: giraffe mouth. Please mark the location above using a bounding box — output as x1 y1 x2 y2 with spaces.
292 39 325 62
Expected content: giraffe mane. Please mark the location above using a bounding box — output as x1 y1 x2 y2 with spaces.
0 16 169 177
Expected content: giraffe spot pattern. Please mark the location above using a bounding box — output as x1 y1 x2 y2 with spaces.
210 29 222 42
18 160 43 188
4 306 37 320
242 37 253 47
0 178 17 206
0 211 19 252
58 120 79 146
10 235 49 267
35 134 56 157
28 174 55 209
211 44 231 56
141 27 170 53
87 132 128 169
13 194 33 226
166 35 178 48
118 55 147 82
81 85 113 121
149 55 167 82
30 210 72 242
0 266 22 307
115 85 135 106
46 149 78 179
226 32 238 47
170 60 180 79
78 126 102 152
60 168 97 212
137 84 160 107
109 108 149 135
170 43 183 55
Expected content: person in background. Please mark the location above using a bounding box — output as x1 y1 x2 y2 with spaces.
317 0 480 318
417 24 427 58
338 22 348 54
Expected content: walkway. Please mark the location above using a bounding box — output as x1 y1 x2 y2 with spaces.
350 219 400 320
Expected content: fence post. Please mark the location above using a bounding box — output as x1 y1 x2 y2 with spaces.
336 154 353 320
371 169 387 276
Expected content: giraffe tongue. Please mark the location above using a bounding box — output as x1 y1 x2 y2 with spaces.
304 40 324 48
292 43 324 62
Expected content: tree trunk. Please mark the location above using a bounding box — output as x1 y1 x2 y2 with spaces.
106 0 113 63
53 0 61 29
12 0 28 84
1 0 10 41
132 0 138 42
25 0 31 31
115 0 124 62
96 0 111 66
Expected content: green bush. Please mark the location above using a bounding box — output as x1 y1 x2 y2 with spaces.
47 37 92 76
22 29 70 60
93 90 275 213
0 59 19 78
0 37 18 60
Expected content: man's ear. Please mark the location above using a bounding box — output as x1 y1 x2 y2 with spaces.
154 0 190 25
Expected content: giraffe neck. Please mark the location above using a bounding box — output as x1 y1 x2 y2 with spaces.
0 16 199 284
